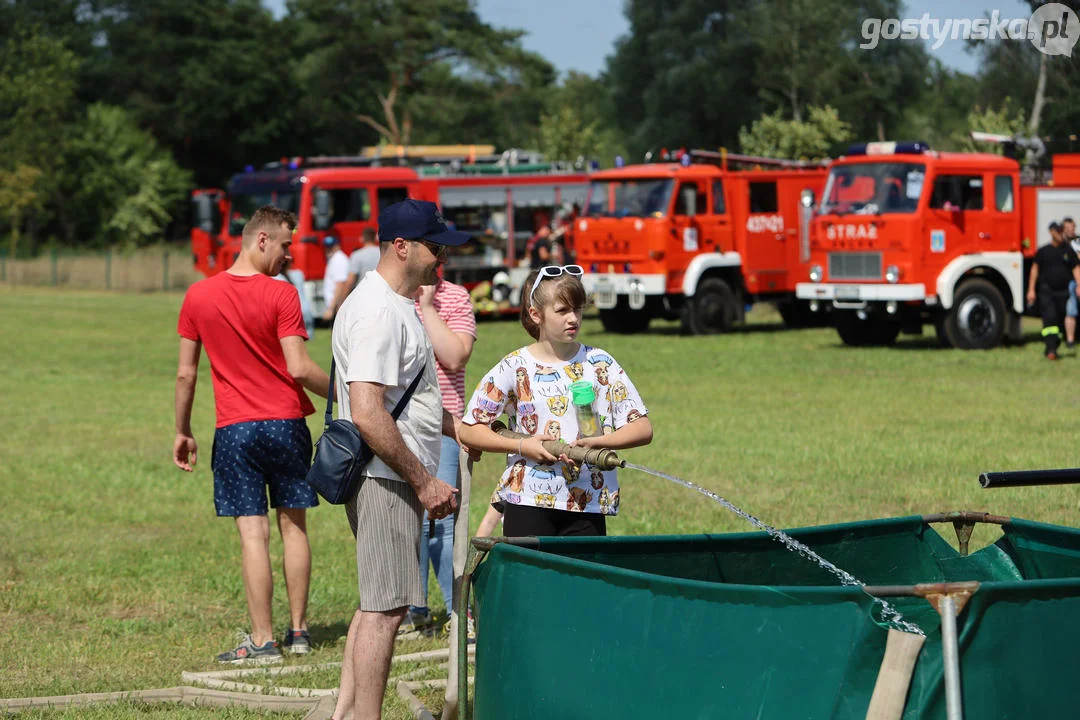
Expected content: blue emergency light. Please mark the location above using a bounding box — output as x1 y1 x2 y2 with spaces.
846 141 930 156
680 153 691 167
615 155 625 168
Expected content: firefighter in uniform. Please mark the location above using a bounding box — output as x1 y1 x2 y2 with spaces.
1027 221 1080 360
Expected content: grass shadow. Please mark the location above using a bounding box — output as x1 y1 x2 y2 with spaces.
820 329 1043 352
308 619 353 649
592 320 795 338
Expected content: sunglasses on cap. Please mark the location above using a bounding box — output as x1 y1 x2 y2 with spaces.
528 265 584 307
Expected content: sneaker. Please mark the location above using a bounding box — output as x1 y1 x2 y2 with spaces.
398 607 433 635
1068 342 1076 350
282 628 311 655
1048 352 1060 361
216 633 282 665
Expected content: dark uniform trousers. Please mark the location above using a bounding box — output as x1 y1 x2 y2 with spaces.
1038 283 1068 355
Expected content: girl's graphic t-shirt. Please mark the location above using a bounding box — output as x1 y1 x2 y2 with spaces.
463 344 647 515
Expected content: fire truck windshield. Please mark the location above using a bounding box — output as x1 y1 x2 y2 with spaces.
227 189 302 235
820 162 925 216
585 178 674 218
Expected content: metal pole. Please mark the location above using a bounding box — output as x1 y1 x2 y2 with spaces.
505 188 515 267
442 451 472 720
163 251 170 291
939 595 964 720
51 247 58 286
105 248 112 290
979 467 1080 488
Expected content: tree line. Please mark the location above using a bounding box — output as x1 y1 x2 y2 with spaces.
2 0 1077 255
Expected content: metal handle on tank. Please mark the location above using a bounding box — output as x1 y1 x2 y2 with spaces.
979 467 1080 488
489 419 624 471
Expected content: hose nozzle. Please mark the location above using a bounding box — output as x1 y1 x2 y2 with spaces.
490 420 624 471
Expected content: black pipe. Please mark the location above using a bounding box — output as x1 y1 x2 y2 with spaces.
979 467 1080 488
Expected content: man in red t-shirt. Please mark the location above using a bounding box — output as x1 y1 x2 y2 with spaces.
174 205 331 665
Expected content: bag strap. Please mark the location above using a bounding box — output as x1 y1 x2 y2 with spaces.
324 358 337 426
391 364 426 420
325 357 426 425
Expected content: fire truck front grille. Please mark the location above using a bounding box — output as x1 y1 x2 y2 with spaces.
828 252 882 281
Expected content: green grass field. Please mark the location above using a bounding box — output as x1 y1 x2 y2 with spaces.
3 286 1079 717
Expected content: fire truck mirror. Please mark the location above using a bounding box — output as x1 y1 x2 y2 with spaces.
800 189 815 209
313 189 333 231
678 186 697 217
192 194 216 234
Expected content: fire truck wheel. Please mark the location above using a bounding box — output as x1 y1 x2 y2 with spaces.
834 310 900 346
598 298 651 334
685 278 737 335
944 278 1006 350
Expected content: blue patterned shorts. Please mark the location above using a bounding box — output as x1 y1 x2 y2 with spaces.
211 419 318 517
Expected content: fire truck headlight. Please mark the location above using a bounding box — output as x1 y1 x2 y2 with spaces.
885 265 900 284
809 264 823 283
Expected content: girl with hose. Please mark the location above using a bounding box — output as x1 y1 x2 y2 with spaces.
459 266 653 537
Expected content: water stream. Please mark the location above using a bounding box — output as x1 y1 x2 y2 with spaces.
622 462 925 636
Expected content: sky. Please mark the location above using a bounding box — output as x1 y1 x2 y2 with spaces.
263 0 1036 77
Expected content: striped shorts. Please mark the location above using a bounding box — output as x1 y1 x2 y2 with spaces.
345 477 424 612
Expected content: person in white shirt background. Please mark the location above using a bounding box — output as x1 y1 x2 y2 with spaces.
321 235 350 323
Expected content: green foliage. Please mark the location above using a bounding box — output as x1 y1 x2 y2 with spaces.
70 104 193 248
0 29 80 171
957 99 1030 154
0 164 45 259
607 0 762 157
288 0 554 151
83 0 298 187
536 104 599 164
891 60 979 151
737 105 852 159
0 28 81 248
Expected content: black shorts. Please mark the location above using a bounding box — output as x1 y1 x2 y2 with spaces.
502 504 606 538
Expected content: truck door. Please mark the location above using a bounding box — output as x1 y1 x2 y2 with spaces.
991 174 1020 252
671 180 707 269
926 173 988 279
698 178 733 253
743 180 787 295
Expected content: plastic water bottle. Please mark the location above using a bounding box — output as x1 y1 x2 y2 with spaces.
570 381 602 439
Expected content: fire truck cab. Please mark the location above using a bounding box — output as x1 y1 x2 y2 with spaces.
796 141 1080 348
576 150 828 334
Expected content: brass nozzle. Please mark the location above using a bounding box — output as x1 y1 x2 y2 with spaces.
490 420 624 471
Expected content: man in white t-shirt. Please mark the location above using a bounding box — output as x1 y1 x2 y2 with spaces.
320 236 349 322
330 199 473 720
346 227 381 291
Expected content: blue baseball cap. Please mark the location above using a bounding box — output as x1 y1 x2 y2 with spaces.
378 199 471 246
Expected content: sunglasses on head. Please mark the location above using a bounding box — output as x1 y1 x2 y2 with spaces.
528 264 584 307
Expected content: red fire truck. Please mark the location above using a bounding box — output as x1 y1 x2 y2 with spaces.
795 139 1080 349
189 146 590 315
575 150 829 334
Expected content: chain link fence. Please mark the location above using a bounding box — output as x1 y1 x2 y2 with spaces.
0 246 202 292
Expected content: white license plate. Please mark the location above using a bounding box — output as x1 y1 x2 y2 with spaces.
835 286 861 301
